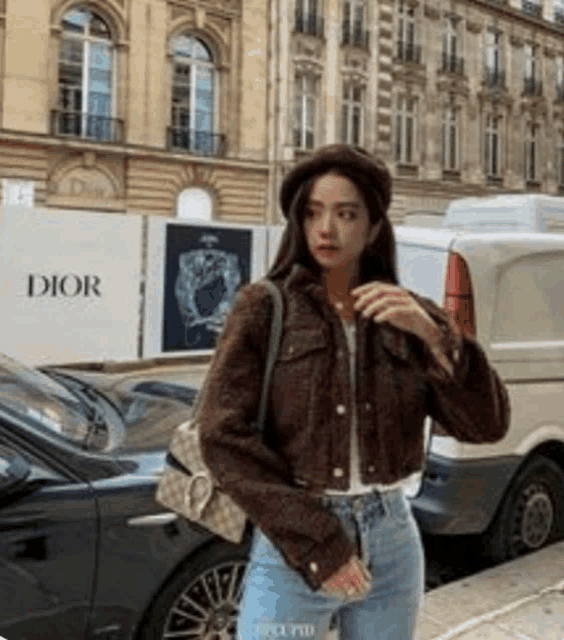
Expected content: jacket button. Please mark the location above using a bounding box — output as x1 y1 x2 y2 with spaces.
336 404 346 415
365 402 372 411
368 465 375 473
288 346 295 355
333 468 344 478
337 350 344 359
310 562 318 573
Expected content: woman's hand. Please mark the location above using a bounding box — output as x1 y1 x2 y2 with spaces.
351 282 454 376
321 555 372 599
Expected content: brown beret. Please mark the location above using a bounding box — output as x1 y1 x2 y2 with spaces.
280 144 392 220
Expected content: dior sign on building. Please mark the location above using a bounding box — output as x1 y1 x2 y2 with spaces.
0 206 142 366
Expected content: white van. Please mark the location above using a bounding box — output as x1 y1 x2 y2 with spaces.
395 194 564 562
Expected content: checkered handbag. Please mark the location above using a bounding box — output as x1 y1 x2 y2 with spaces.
156 279 284 544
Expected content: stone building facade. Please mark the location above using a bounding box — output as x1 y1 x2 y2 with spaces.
2 0 564 226
0 0 270 222
270 0 564 223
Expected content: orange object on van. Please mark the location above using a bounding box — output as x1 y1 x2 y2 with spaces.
444 252 476 337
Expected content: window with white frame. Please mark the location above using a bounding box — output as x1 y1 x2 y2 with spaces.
525 124 540 182
395 96 417 164
170 34 219 156
341 83 364 146
397 1 418 62
57 7 116 141
556 55 564 100
485 114 502 178
294 73 317 150
442 104 459 171
555 0 564 23
556 131 564 187
442 17 458 71
484 30 503 87
524 43 541 94
343 0 366 46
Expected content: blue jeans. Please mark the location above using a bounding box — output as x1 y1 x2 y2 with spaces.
236 489 425 640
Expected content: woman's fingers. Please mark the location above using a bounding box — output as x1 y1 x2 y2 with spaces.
321 555 373 599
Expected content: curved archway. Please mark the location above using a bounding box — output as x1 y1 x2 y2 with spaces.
52 0 126 43
177 187 214 220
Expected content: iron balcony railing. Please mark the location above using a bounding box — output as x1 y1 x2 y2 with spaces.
523 77 543 97
168 128 226 157
483 67 506 89
51 110 124 143
295 10 324 38
342 21 369 49
522 0 542 18
395 41 422 64
441 52 464 75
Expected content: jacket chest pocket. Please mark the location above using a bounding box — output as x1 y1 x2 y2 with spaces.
278 329 328 364
274 329 329 404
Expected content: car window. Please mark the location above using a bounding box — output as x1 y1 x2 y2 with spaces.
493 253 564 342
0 355 89 444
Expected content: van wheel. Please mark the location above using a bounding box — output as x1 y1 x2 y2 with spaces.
482 454 564 563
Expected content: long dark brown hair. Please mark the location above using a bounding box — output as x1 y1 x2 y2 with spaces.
268 170 399 285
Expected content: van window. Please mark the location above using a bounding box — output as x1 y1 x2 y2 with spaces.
493 253 564 342
396 243 448 305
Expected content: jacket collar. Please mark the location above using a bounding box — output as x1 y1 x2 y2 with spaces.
280 263 410 361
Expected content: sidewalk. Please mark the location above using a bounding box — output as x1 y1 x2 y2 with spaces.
417 539 564 640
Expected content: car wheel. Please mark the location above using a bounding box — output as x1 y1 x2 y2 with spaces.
138 542 249 640
482 454 564 563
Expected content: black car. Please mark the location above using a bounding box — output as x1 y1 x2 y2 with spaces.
0 353 251 640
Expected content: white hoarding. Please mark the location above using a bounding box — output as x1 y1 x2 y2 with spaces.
143 217 268 359
0 206 143 366
266 224 287 270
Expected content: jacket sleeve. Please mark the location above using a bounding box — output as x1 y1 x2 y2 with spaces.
198 283 355 589
413 293 510 443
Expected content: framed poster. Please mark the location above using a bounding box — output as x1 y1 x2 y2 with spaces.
143 218 267 358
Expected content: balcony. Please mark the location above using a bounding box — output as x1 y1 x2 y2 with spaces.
483 68 506 89
295 10 324 38
555 85 564 103
522 0 543 18
523 77 543 97
167 129 226 157
395 41 422 64
441 52 464 75
342 21 369 50
51 110 124 143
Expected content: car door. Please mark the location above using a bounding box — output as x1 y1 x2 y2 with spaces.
0 431 97 640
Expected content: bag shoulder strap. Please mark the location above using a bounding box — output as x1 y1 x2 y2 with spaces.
255 278 284 433
190 279 284 434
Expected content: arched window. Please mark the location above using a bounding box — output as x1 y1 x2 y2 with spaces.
169 35 221 157
56 7 118 142
177 188 213 220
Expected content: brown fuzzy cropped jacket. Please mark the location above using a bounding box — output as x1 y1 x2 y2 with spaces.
199 264 510 590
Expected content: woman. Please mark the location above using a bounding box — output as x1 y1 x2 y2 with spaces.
199 144 509 640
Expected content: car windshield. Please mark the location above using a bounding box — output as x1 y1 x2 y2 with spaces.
0 354 90 444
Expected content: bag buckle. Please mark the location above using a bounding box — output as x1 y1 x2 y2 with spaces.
183 471 214 520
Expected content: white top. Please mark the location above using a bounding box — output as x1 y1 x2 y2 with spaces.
325 319 419 496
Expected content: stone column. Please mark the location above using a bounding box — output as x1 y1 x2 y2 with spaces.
3 0 50 133
325 0 340 143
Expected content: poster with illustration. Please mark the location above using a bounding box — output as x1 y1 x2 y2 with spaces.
162 224 252 352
